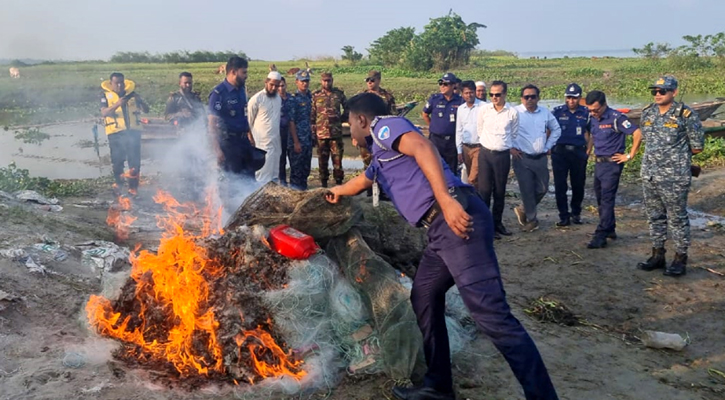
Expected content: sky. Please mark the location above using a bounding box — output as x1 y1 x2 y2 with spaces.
1 0 724 61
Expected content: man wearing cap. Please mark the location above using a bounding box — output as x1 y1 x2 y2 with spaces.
551 83 592 227
422 72 465 174
311 72 348 187
287 70 314 190
512 84 561 233
248 71 283 183
165 72 205 130
208 56 256 180
455 80 483 191
636 76 704 277
585 90 642 249
475 81 487 102
358 70 397 171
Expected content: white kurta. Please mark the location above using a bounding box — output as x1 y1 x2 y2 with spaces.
247 90 282 183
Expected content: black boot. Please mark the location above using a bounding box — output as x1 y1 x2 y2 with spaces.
321 180 328 188
637 247 666 271
587 234 607 249
664 252 687 277
392 386 455 400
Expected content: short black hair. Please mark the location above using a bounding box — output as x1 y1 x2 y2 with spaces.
346 93 390 117
490 80 507 93
461 80 476 92
520 84 540 97
179 71 192 79
226 56 248 73
110 72 124 81
280 76 286 83
586 90 607 106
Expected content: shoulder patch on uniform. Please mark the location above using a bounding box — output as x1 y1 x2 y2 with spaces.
214 102 222 111
683 109 692 118
622 120 632 129
378 126 391 141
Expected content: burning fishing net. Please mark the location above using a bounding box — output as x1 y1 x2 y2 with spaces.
85 183 474 395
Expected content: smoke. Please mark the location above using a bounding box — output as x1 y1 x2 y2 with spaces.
154 118 260 222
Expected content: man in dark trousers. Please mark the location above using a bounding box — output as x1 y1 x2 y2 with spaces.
327 93 559 400
422 72 465 175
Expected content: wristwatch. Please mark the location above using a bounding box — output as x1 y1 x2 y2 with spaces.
626 154 631 160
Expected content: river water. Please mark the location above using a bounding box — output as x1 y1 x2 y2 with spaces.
1 95 721 180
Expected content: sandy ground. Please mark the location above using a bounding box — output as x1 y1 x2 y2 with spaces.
1 164 725 400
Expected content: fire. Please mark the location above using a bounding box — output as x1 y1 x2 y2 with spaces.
88 189 304 383
106 196 136 241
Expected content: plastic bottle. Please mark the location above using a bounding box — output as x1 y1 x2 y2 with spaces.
641 330 688 351
268 225 320 260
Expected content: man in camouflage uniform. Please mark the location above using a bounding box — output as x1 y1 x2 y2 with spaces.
164 72 205 129
288 70 314 190
357 70 396 168
637 76 704 277
311 72 347 187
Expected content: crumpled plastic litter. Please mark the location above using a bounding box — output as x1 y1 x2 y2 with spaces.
0 248 29 259
77 241 131 273
13 190 59 205
22 256 47 274
32 243 68 262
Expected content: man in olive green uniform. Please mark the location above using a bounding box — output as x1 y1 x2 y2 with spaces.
357 70 396 168
311 72 347 187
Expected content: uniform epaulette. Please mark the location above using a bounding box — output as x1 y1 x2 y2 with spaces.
642 103 655 111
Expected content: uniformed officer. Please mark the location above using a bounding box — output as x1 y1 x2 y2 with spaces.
278 77 294 185
164 71 205 129
288 70 314 190
208 56 256 179
585 90 642 249
422 72 465 174
100 72 150 197
311 72 347 187
327 93 558 400
358 70 397 168
636 76 704 277
551 83 592 226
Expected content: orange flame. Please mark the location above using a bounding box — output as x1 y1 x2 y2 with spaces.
235 327 306 381
88 188 303 383
106 196 137 241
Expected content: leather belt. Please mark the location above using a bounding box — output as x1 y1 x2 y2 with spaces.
554 144 586 152
596 156 615 163
419 186 476 228
481 147 509 154
462 143 482 148
522 152 547 160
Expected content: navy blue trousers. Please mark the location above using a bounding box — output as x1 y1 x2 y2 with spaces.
429 133 459 177
413 194 558 399
279 127 290 184
551 146 588 219
593 161 624 235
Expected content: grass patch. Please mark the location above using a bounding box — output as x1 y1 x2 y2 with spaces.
0 162 112 197
524 297 581 326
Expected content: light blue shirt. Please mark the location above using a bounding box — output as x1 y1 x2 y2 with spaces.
513 104 561 155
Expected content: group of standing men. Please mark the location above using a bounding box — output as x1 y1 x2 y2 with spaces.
425 72 703 276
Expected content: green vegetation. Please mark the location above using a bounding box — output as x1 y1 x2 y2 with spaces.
340 46 363 64
109 50 247 64
0 162 110 197
7 127 51 144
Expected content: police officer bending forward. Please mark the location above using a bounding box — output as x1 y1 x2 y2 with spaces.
326 93 558 400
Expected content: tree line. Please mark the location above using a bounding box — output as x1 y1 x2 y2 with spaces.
633 33 725 59
109 50 248 64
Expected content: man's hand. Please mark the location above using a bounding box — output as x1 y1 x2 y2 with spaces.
324 187 343 204
611 153 629 164
440 196 473 239
510 148 523 159
294 141 302 154
457 153 464 164
351 137 358 147
247 132 256 147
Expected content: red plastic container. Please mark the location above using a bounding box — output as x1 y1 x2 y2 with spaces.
268 225 320 260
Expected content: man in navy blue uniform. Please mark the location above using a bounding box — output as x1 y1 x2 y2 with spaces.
422 72 465 174
327 93 558 400
551 83 592 226
586 90 642 248
208 56 255 179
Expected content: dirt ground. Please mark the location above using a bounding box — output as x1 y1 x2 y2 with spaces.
1 166 724 400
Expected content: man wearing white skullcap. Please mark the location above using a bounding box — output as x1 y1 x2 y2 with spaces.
475 81 487 102
248 72 283 183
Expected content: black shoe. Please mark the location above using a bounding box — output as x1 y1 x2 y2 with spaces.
664 253 687 277
392 386 455 400
321 180 328 188
608 231 617 240
571 215 582 224
587 235 607 249
495 224 512 236
637 247 666 271
556 217 571 227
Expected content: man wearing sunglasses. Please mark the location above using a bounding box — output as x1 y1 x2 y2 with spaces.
585 90 642 249
512 84 561 233
636 75 704 277
357 70 397 171
551 83 592 227
422 72 465 175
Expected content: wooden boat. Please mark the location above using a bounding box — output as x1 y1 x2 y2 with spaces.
621 99 725 126
703 119 725 138
139 117 180 141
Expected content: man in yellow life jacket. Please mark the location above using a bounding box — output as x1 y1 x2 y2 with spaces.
100 72 149 197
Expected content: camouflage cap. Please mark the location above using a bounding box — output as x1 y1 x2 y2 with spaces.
320 72 333 79
295 70 311 81
366 70 381 80
649 75 678 90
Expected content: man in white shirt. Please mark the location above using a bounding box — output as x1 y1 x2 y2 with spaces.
456 80 484 190
512 84 562 232
476 80 519 238
475 81 487 102
248 71 283 183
